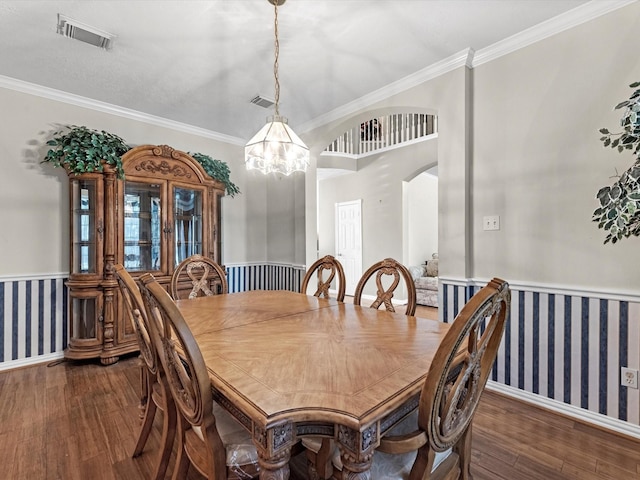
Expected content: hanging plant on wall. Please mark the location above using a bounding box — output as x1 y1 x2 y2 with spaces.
592 82 640 244
43 125 130 178
190 152 241 197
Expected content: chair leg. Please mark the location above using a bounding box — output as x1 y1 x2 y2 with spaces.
132 371 155 457
153 380 177 480
306 438 335 480
138 361 149 421
172 415 190 480
454 424 473 480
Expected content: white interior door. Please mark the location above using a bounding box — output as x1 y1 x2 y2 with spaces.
335 200 362 295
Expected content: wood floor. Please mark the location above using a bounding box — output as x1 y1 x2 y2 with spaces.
2 333 639 479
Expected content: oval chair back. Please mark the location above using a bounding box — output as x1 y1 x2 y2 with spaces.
375 277 510 479
114 264 174 479
301 255 346 302
171 254 228 300
353 258 417 316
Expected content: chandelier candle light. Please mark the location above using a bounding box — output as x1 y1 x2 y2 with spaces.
245 0 309 175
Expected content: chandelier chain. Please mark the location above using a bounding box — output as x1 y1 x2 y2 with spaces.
273 1 280 116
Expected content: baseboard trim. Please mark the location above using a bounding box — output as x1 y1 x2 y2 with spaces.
0 352 65 372
486 380 640 441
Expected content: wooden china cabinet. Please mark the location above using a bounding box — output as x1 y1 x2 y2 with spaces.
65 144 225 365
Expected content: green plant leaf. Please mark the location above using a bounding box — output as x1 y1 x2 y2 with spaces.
189 152 240 197
42 125 129 178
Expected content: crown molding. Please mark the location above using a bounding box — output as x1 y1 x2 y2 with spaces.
473 0 637 67
0 74 245 146
3 1 634 141
298 48 474 134
299 0 636 133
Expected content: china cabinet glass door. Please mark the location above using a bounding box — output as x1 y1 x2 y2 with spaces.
123 182 162 272
70 293 103 342
71 179 99 274
173 186 203 266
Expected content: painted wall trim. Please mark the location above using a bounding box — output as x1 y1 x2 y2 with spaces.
487 380 640 441
0 351 64 373
0 272 69 282
225 261 306 269
0 75 245 146
439 275 640 303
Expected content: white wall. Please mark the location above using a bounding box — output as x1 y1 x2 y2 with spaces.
306 1 640 294
405 172 438 267
304 67 470 278
472 2 640 291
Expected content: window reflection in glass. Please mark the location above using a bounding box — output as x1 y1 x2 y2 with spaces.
174 187 202 265
72 180 95 274
124 182 161 271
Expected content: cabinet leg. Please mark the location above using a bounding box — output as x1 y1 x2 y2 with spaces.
100 355 119 366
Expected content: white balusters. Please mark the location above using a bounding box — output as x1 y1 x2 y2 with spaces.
322 113 437 156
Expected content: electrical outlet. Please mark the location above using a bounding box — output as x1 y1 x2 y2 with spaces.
483 215 500 231
621 367 638 388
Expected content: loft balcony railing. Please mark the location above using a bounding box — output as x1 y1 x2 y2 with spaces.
323 113 437 157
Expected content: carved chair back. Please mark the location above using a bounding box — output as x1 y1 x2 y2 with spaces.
301 255 346 302
353 258 417 316
376 277 510 479
114 264 175 478
139 273 260 479
115 264 157 375
171 254 228 300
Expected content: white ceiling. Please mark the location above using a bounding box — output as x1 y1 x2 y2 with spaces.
0 0 623 143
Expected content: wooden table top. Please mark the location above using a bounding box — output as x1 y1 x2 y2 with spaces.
177 290 450 430
176 289 337 337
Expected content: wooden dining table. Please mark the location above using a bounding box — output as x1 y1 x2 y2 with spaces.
176 290 451 480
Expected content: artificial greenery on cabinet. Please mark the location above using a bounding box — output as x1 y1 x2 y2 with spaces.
592 82 640 244
42 125 240 196
43 125 129 177
190 152 240 197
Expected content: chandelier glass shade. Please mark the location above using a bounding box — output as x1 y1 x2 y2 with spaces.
245 0 309 176
245 115 309 176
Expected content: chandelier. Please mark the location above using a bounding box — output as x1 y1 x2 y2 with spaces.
245 0 309 176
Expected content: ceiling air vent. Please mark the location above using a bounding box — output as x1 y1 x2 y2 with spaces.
57 14 115 50
250 95 275 109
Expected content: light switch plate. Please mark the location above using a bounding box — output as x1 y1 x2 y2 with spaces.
483 215 500 231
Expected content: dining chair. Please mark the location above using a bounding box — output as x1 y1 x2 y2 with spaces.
353 257 417 316
313 277 510 480
114 264 175 480
301 255 346 302
171 254 228 300
138 272 260 480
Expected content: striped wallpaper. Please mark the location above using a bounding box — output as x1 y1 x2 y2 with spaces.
2 269 640 432
0 276 67 368
441 280 640 426
226 262 305 293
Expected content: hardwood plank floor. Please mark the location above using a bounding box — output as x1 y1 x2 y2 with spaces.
2 343 639 478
